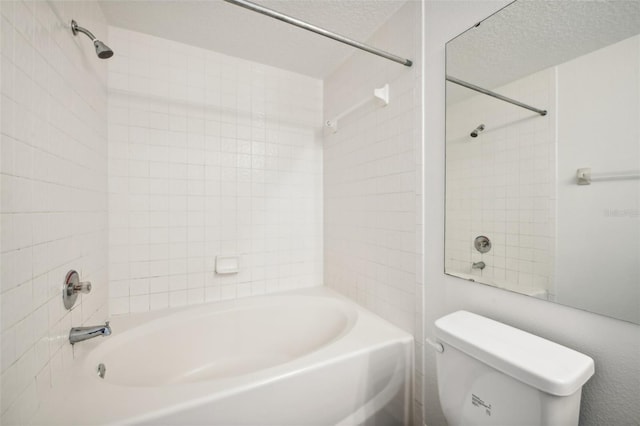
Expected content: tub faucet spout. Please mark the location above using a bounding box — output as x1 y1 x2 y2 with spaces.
472 261 486 270
69 321 111 344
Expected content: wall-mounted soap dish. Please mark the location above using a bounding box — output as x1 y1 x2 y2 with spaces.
215 256 239 274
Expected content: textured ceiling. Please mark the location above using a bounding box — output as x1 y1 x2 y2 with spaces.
99 0 407 78
447 0 640 103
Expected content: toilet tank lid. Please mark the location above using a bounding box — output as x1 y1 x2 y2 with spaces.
434 311 595 396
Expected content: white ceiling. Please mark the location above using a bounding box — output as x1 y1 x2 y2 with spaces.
447 0 640 103
99 0 407 79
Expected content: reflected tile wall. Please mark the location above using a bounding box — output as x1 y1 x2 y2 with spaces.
445 68 556 297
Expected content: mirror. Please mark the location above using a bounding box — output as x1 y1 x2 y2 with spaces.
445 0 640 324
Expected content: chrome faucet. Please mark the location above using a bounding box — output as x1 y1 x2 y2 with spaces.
472 261 486 270
69 321 111 345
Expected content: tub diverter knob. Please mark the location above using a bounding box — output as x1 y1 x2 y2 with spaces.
62 270 92 310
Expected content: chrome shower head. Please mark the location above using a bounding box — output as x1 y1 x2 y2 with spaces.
71 19 114 59
470 124 485 138
93 40 114 59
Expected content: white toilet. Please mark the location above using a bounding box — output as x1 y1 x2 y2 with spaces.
433 311 595 425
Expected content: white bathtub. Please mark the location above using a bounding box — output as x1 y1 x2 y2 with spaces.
33 288 413 425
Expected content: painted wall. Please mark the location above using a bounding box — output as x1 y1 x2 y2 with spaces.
323 2 423 423
446 68 556 298
556 34 640 324
423 1 640 425
0 1 109 424
106 27 323 314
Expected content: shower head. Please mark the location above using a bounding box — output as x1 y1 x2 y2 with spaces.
470 124 485 138
93 40 114 59
71 20 114 59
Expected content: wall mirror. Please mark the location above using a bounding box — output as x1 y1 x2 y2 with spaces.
445 0 640 324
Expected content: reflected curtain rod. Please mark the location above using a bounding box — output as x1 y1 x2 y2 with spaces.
446 75 547 116
222 0 413 67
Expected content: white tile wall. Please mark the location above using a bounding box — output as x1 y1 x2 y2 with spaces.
107 27 323 314
445 68 556 297
322 2 423 424
0 1 109 424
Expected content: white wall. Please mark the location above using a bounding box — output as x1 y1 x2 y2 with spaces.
556 34 640 324
0 1 109 424
106 27 323 314
424 2 640 425
323 2 423 423
446 68 556 298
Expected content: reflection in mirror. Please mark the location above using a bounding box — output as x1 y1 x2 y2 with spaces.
445 0 640 324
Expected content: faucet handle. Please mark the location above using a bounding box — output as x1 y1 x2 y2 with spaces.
63 270 93 309
73 281 92 294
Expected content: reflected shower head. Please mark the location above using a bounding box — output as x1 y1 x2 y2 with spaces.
470 124 485 138
71 20 114 59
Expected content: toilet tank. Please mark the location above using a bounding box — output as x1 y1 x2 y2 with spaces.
434 311 595 426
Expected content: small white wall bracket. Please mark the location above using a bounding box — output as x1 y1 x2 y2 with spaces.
576 167 591 185
373 83 390 105
325 119 338 133
326 83 390 133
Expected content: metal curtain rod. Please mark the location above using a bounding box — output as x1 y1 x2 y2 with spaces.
446 75 547 116
223 0 413 67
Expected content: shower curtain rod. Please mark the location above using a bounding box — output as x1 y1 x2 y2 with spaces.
222 0 413 67
446 75 547 116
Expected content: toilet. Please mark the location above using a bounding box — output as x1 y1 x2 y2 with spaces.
433 311 595 425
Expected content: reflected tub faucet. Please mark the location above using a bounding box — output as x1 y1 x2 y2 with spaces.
69 321 111 344
472 261 486 270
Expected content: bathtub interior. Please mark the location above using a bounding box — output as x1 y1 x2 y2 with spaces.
87 297 357 386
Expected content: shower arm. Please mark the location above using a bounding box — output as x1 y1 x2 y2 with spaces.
71 20 98 42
